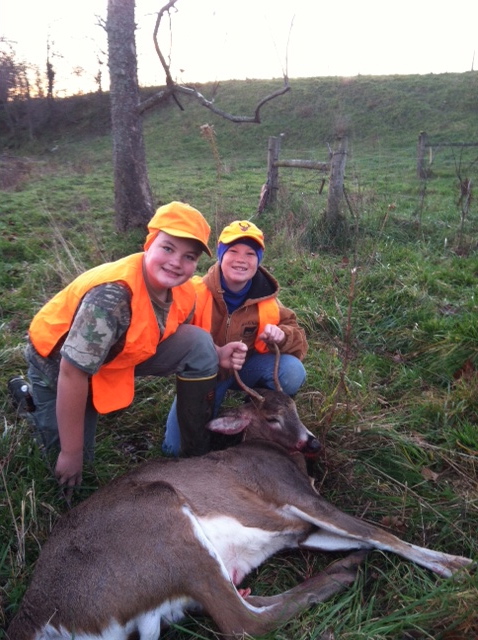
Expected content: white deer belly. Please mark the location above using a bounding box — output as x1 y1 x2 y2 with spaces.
198 513 300 585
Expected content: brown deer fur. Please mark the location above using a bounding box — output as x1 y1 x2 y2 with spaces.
6 390 473 640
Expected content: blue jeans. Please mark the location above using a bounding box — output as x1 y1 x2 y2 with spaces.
162 352 306 456
27 363 99 462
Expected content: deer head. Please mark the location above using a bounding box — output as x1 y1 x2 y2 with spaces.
207 343 320 455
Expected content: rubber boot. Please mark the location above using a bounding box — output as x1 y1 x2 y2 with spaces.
8 376 36 414
176 374 216 456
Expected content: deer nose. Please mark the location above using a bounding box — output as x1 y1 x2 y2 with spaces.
304 435 320 456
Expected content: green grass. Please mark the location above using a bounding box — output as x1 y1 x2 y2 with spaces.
1 73 478 638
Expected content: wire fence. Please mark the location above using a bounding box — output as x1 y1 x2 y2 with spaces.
267 140 478 239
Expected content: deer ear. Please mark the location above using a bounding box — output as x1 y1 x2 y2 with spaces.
206 410 252 435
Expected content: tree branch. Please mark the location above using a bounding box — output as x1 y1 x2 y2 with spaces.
138 0 290 121
152 0 178 90
139 81 290 121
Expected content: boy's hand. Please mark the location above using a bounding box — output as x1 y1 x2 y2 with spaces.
216 341 247 370
258 324 285 345
55 450 84 502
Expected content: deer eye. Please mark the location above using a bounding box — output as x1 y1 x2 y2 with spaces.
266 418 281 427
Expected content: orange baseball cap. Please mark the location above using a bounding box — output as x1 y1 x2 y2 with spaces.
144 201 212 256
218 220 265 249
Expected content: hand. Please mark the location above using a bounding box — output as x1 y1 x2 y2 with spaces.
217 341 248 370
258 324 285 345
55 450 84 502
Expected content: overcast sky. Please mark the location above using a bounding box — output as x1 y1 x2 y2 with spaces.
2 0 478 96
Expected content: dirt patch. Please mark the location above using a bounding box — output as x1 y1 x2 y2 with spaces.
0 155 39 191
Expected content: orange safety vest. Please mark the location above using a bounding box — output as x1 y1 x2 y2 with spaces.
29 253 197 414
193 278 280 354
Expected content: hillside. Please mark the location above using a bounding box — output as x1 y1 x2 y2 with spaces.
2 72 478 151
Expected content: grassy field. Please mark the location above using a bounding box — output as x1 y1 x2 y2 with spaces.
1 73 478 639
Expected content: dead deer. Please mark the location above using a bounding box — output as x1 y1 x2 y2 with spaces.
6 350 473 640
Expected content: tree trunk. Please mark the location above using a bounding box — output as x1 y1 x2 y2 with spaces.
107 0 154 231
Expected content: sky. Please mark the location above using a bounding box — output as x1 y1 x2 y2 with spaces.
2 0 478 97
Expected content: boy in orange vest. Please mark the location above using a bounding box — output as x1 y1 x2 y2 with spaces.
163 220 308 455
10 202 246 492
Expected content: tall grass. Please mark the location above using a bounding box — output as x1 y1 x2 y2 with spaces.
1 74 478 638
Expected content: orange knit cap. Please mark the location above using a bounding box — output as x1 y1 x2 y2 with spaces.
218 220 265 249
144 201 212 256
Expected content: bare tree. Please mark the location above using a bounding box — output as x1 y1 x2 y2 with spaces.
106 0 291 231
0 39 33 141
106 0 154 231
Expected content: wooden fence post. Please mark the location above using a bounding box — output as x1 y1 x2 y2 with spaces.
258 138 331 213
325 136 348 235
417 131 429 178
267 136 281 206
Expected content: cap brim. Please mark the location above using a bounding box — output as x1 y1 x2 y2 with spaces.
220 233 265 249
161 227 212 257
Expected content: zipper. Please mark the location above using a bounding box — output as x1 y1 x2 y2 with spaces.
225 314 232 344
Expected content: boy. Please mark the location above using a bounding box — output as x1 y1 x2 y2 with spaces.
11 202 246 490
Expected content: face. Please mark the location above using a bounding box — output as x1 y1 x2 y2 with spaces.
143 231 201 296
220 242 259 292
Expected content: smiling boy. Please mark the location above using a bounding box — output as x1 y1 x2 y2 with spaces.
163 219 308 456
15 202 246 491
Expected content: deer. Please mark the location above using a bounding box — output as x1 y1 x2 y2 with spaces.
6 348 473 640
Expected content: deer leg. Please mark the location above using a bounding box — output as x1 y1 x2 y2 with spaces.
192 551 366 638
301 528 473 577
244 550 367 609
284 502 473 578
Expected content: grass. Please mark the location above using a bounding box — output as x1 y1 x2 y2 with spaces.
1 73 478 638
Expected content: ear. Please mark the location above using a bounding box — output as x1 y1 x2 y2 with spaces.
206 409 252 435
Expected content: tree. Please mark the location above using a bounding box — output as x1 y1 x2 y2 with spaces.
0 39 33 141
46 38 56 102
106 0 154 231
106 0 290 231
